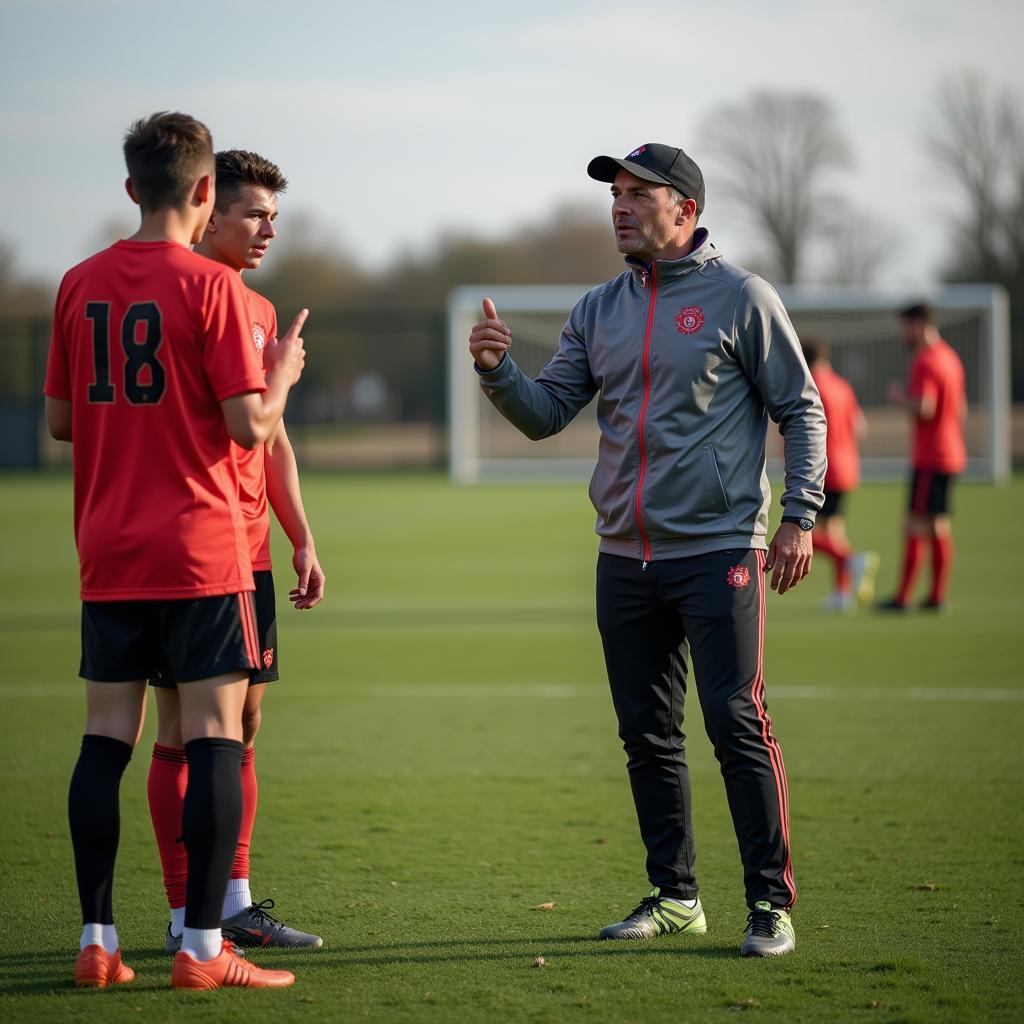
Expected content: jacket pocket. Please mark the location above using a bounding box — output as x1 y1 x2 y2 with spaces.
701 444 732 514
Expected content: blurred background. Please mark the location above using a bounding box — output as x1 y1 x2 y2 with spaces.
1 0 1022 472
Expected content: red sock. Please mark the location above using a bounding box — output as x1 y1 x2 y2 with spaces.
147 744 188 909
813 532 853 594
232 746 258 879
896 534 927 605
929 534 953 603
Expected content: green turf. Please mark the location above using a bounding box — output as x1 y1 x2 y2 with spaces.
0 472 1022 1023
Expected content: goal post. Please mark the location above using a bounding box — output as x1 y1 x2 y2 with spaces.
448 283 1011 484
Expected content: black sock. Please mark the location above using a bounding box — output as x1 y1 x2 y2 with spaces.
182 738 244 930
68 733 133 924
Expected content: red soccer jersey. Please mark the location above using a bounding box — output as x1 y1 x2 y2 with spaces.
44 240 267 601
908 338 967 474
233 286 277 571
812 365 861 493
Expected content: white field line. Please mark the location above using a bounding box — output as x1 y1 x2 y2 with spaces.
2 682 1022 701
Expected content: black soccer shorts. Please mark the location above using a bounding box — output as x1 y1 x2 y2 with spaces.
908 470 955 516
81 591 260 684
819 490 846 519
147 570 278 687
249 570 279 684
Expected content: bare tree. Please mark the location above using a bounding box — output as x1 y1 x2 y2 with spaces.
928 72 1024 398
928 72 1024 282
700 91 852 284
819 202 894 286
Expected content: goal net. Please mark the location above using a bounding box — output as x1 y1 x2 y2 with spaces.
448 283 1010 484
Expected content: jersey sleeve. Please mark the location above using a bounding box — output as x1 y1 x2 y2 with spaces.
43 283 72 400
202 271 267 401
909 355 938 403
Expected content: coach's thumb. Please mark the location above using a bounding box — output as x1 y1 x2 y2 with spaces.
482 297 499 321
297 565 310 597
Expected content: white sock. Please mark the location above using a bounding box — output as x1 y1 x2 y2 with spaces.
181 927 223 962
222 878 251 919
169 907 185 938
80 922 119 954
665 897 699 909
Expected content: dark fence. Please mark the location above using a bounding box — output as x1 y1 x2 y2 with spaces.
0 310 448 470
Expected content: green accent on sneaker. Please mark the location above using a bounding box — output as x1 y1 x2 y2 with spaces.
740 903 796 957
599 890 707 940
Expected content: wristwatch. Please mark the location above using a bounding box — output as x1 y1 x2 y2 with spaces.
781 515 814 532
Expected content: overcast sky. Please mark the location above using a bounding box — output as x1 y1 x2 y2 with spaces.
2 0 1022 289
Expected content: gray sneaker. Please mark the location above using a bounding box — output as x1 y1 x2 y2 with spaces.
599 890 707 940
740 901 796 957
221 898 323 949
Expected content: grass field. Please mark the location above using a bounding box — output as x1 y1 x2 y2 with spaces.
1 472 1022 1023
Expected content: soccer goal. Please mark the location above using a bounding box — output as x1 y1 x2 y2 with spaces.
448 283 1011 484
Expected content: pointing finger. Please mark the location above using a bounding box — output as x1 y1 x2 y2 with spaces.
287 308 309 337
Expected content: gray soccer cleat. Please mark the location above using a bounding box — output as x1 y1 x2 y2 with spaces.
740 901 796 957
599 890 707 940
221 898 323 949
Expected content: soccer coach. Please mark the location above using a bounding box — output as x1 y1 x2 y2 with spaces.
468 143 826 957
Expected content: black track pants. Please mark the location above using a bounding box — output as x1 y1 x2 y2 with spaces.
596 549 796 910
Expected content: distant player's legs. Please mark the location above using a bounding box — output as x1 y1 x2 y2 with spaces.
927 514 953 606
887 471 952 610
811 515 852 596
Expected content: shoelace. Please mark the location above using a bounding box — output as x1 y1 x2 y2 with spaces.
247 898 285 931
745 908 778 938
627 896 661 920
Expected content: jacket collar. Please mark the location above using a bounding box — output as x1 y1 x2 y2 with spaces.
625 227 721 284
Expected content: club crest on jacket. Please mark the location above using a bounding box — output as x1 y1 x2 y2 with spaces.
676 306 704 334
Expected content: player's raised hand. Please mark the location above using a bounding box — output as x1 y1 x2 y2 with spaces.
469 297 511 371
265 308 308 385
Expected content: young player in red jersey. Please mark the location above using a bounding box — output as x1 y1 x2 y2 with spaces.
801 338 879 611
147 150 325 952
44 112 307 990
880 303 967 612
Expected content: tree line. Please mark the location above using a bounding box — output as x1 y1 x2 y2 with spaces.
2 73 1021 396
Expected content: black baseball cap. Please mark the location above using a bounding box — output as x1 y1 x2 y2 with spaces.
587 143 705 215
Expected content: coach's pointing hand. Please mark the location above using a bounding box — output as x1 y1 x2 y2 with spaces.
469 297 511 371
265 308 308 385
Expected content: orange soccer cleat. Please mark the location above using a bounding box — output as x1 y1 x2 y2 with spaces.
171 940 295 989
74 945 136 987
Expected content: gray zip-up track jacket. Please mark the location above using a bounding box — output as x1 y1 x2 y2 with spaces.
478 229 827 561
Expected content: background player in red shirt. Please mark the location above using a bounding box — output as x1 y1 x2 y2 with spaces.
880 303 967 612
44 112 306 990
147 150 325 952
801 338 879 611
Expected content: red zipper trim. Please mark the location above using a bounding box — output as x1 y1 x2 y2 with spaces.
633 265 657 564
